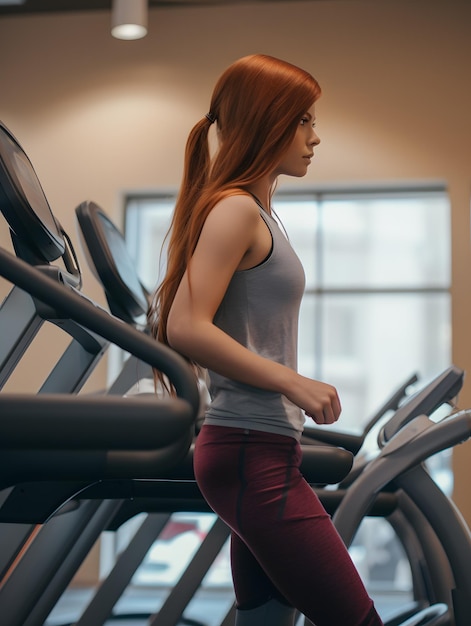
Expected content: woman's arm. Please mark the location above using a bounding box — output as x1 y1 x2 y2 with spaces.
167 195 340 425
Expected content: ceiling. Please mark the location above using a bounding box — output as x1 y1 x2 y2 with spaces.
0 0 301 16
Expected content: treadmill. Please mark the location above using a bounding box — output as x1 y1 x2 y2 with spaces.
331 378 471 626
0 120 197 625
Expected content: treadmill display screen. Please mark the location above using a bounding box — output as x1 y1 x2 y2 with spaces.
0 123 64 261
98 212 148 311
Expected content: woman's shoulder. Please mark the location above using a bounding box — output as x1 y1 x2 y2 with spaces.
210 191 261 223
200 192 261 251
196 192 262 261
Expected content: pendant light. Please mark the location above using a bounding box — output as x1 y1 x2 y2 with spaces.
111 0 148 41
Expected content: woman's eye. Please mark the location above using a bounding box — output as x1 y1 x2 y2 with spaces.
300 117 309 125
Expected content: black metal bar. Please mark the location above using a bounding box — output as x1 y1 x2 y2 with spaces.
76 512 172 626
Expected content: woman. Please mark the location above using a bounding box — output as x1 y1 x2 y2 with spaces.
149 54 384 626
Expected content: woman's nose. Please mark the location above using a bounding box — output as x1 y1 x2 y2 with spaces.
311 130 320 146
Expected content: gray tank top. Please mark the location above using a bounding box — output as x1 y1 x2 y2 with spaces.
204 202 306 440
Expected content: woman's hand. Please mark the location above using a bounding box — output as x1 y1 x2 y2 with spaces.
284 373 341 425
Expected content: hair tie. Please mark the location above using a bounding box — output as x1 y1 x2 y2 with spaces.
205 112 216 124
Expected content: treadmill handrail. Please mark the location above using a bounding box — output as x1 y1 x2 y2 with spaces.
0 394 193 450
333 409 471 547
0 246 200 414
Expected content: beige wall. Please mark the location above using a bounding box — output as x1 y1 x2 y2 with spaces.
1 1 471 518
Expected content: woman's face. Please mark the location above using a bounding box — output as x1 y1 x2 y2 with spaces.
274 104 320 179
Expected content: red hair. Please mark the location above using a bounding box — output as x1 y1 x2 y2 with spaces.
148 54 321 386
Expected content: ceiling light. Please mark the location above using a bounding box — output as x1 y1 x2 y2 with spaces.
111 0 148 41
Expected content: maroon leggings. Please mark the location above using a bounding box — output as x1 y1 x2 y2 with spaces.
194 425 384 626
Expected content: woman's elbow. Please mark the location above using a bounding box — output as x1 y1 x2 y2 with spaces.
167 315 193 356
167 318 183 350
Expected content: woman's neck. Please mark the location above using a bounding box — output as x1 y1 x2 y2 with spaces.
246 180 274 214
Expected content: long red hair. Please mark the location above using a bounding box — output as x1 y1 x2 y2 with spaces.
148 54 321 387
